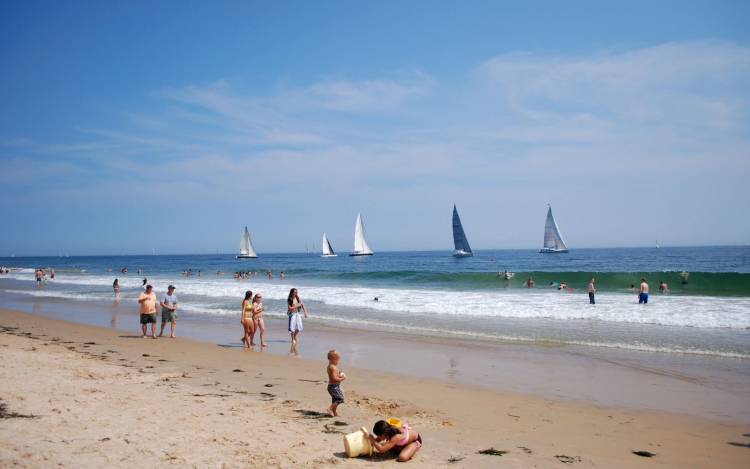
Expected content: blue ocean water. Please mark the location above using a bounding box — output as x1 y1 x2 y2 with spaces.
1 246 749 358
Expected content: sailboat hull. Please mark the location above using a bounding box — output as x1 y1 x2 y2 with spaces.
538 248 568 254
236 255 257 259
321 254 338 258
349 252 374 257
453 250 473 257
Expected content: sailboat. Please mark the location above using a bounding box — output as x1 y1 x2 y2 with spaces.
539 205 569 254
452 205 473 257
350 213 374 256
321 233 338 257
236 226 258 259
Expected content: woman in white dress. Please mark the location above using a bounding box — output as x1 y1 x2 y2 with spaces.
287 288 308 345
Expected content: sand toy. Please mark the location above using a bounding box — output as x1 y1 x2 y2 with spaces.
343 427 373 458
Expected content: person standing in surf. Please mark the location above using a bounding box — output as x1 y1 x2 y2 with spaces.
287 288 308 346
588 277 596 304
252 293 267 348
639 278 649 304
240 290 255 348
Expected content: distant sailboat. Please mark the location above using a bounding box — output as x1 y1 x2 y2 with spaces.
655 240 660 249
452 205 473 257
350 213 374 256
539 205 569 254
321 233 338 257
236 226 258 259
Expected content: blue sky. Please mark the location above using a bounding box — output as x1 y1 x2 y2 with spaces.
1 1 749 255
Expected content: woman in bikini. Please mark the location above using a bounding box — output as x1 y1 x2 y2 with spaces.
367 420 422 462
252 293 267 348
240 290 255 348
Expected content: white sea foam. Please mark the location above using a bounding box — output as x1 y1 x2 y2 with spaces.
4 273 750 329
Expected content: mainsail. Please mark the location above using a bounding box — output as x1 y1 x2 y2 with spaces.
542 205 568 252
452 205 473 256
238 226 258 258
322 233 337 257
350 213 374 256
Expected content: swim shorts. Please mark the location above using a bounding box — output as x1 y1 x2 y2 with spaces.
327 383 345 404
140 313 157 324
161 308 177 322
638 293 649 304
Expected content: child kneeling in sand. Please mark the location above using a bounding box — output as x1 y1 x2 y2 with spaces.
368 420 422 462
326 349 346 416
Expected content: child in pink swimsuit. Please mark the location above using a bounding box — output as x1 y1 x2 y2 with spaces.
368 420 422 462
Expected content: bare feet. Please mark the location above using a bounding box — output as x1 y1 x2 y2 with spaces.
261 343 268 348
170 335 175 338
151 335 157 339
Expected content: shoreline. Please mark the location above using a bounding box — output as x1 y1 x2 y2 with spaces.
2 292 750 424
1 308 749 467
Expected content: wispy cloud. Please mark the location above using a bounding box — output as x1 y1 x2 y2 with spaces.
2 40 749 249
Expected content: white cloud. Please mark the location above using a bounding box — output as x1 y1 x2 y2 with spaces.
3 40 749 249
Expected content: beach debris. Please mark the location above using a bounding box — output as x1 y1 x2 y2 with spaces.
0 401 37 419
517 446 533 454
728 442 750 448
232 369 244 373
296 409 331 419
141 353 150 357
84 342 97 345
323 423 345 434
555 454 582 464
264 383 274 387
260 392 275 401
632 450 656 457
101 437 111 442
507 412 520 420
478 448 508 456
447 455 465 463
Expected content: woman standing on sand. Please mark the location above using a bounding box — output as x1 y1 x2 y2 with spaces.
252 293 267 348
287 288 307 345
113 278 120 296
240 290 255 348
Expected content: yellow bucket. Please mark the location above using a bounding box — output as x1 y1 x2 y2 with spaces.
343 427 373 458
387 417 402 428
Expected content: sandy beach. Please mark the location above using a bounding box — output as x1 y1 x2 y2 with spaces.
1 308 748 468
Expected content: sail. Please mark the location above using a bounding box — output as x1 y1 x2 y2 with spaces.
352 213 373 255
452 205 473 255
240 226 258 257
322 233 336 256
543 206 568 251
240 227 250 255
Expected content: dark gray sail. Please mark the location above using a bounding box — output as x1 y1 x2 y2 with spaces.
452 205 473 257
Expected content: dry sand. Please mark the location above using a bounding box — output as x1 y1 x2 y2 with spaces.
1 308 748 468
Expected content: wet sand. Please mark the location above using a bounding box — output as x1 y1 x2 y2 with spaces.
1 308 749 468
3 291 750 422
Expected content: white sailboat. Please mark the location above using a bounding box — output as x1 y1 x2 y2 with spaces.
539 205 569 254
321 233 338 257
236 226 258 259
350 213 374 256
452 205 473 257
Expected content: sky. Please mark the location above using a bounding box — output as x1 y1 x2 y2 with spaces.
1 0 749 256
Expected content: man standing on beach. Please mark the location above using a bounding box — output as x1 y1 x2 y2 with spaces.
588 277 596 304
639 278 649 304
159 285 178 338
138 284 158 338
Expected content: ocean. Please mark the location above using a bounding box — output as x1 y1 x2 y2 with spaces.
1 246 749 358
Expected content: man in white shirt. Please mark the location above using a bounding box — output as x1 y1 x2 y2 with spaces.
159 285 179 338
